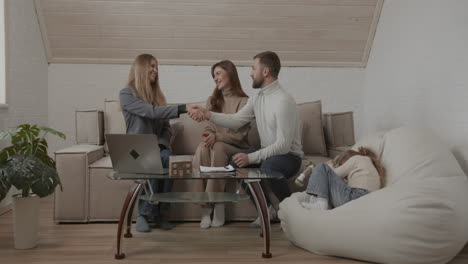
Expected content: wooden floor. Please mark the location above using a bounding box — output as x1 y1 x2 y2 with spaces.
1 197 467 264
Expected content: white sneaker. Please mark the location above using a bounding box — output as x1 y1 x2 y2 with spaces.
295 173 307 187
302 194 318 204
315 197 330 210
210 204 225 228
300 195 317 209
301 197 329 211
200 207 212 229
269 204 277 220
249 216 261 228
249 205 277 228
295 164 315 187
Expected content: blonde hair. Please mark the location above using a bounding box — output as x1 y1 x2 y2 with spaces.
126 54 167 106
332 147 386 188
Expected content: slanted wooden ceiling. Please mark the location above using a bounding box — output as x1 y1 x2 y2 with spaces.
34 0 383 66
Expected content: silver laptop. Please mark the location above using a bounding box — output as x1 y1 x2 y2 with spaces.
106 134 168 174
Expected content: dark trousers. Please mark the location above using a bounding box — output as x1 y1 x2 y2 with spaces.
230 149 302 207
138 149 173 217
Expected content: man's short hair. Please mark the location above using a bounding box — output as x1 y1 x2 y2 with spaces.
253 51 281 78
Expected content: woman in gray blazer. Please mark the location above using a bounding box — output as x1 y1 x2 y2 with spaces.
119 54 188 232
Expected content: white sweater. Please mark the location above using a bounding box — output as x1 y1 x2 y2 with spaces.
210 80 303 164
332 155 381 192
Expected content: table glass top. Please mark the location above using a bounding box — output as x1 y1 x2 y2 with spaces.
140 192 251 203
108 167 283 180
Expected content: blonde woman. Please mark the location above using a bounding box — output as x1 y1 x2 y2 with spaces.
192 60 250 229
119 54 188 232
301 147 385 210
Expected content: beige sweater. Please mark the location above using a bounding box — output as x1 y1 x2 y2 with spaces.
332 155 381 192
205 91 250 149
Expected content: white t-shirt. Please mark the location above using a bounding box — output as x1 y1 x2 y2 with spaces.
332 155 381 192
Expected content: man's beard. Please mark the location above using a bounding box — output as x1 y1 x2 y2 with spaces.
252 77 263 89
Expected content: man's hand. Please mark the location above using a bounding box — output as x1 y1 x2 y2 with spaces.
232 153 250 168
188 105 211 122
202 132 216 149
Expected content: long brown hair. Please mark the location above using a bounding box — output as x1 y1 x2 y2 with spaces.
332 147 386 187
126 54 167 106
208 60 248 113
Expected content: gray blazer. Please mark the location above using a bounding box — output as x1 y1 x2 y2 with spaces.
119 87 179 149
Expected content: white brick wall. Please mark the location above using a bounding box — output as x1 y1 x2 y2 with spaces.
0 0 48 129
362 0 468 174
0 0 48 211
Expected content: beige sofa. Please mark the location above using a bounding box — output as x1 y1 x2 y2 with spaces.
54 100 355 223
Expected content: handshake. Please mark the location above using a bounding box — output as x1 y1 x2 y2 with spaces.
187 105 211 122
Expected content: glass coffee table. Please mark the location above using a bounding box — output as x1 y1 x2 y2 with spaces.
108 167 283 260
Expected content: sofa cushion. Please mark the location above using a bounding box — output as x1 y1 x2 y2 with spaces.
297 101 327 156
323 112 355 147
104 100 126 135
75 109 104 145
89 156 112 169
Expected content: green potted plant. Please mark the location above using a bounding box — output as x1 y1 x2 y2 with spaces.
0 124 65 249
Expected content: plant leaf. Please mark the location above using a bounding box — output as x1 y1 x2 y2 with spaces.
0 145 19 163
1 124 66 197
0 128 21 141
38 126 66 140
36 152 56 169
6 155 38 191
30 161 61 197
11 130 27 145
0 164 11 201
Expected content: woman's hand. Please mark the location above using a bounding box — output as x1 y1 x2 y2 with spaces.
188 105 211 122
202 131 216 149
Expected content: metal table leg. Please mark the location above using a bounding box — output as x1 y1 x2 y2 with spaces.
125 183 143 238
246 180 272 258
115 182 142 259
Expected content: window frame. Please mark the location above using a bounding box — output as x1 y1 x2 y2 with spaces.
0 0 7 108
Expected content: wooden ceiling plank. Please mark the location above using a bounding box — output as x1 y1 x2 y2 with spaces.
49 36 366 53
44 13 372 30
42 1 375 18
75 0 378 6
39 0 382 66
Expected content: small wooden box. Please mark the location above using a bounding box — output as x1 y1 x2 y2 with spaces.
75 109 104 145
169 155 193 177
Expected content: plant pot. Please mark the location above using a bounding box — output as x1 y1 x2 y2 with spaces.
12 194 40 249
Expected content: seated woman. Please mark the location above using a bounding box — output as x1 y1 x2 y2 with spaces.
301 147 385 210
119 54 189 232
192 60 250 229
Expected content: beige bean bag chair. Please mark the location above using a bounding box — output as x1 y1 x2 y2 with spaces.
278 126 468 264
